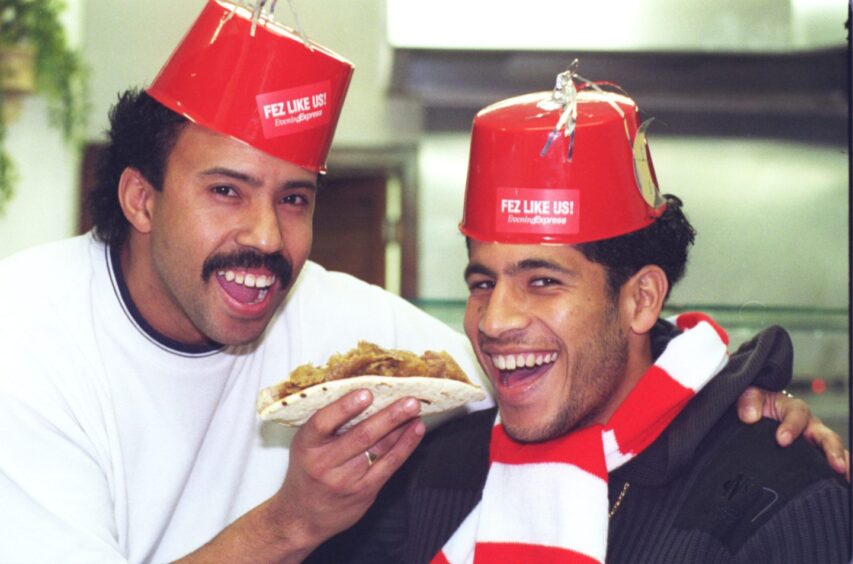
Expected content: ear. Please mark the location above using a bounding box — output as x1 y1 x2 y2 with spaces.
118 167 156 235
619 265 668 335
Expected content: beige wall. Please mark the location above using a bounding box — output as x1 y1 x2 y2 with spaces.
0 0 408 260
0 0 844 439
0 0 84 259
82 0 414 146
1 0 848 312
417 134 848 309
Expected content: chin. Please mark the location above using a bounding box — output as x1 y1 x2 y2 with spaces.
215 335 258 347
500 406 585 444
502 417 560 443
503 424 555 444
202 321 269 347
218 329 266 347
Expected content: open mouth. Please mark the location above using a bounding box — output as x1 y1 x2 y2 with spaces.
216 270 277 305
489 351 557 387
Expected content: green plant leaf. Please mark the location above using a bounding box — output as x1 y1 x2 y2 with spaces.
0 0 89 215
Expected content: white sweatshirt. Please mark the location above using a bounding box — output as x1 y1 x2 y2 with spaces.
0 234 490 563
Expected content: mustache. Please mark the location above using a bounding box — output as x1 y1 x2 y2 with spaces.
202 249 293 287
477 332 530 348
477 333 556 353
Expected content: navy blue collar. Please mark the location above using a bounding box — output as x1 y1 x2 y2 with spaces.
108 243 224 357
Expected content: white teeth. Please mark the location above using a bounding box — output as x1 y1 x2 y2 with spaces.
489 351 558 372
219 270 276 289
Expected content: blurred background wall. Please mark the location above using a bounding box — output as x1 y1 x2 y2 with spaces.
0 0 847 437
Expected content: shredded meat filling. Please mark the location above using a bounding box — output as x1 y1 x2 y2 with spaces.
273 341 470 401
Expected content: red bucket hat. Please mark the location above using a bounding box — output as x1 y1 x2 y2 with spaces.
459 66 666 245
147 0 354 173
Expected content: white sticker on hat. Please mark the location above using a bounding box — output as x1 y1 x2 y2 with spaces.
256 80 332 138
495 187 580 235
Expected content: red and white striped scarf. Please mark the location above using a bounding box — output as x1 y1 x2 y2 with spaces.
432 313 729 564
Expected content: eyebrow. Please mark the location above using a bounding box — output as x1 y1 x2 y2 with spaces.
463 258 576 280
464 263 495 280
200 167 317 191
511 258 575 276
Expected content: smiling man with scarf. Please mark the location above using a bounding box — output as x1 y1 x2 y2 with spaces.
309 70 851 563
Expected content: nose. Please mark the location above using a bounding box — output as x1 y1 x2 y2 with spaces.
234 202 284 254
478 283 531 338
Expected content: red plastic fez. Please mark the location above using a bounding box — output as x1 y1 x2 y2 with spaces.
147 0 354 173
459 78 666 245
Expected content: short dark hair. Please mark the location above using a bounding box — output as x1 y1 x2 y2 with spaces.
87 89 188 248
575 194 695 301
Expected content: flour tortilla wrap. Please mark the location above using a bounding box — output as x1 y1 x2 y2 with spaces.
257 375 486 431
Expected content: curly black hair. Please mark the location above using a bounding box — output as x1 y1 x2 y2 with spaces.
575 194 696 301
86 89 188 248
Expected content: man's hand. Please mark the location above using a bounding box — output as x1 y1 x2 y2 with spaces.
175 390 424 564
737 386 850 481
271 389 425 557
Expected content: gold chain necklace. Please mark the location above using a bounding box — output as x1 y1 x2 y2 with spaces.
609 482 630 519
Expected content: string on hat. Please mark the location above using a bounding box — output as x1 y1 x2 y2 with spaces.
246 0 313 50
250 0 268 36
284 0 313 50
539 60 633 161
539 60 579 160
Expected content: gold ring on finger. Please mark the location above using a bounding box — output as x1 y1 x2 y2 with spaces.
365 450 378 467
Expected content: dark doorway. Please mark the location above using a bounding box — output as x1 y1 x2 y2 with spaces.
310 174 387 288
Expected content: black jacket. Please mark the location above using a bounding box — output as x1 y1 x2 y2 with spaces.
311 324 850 563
